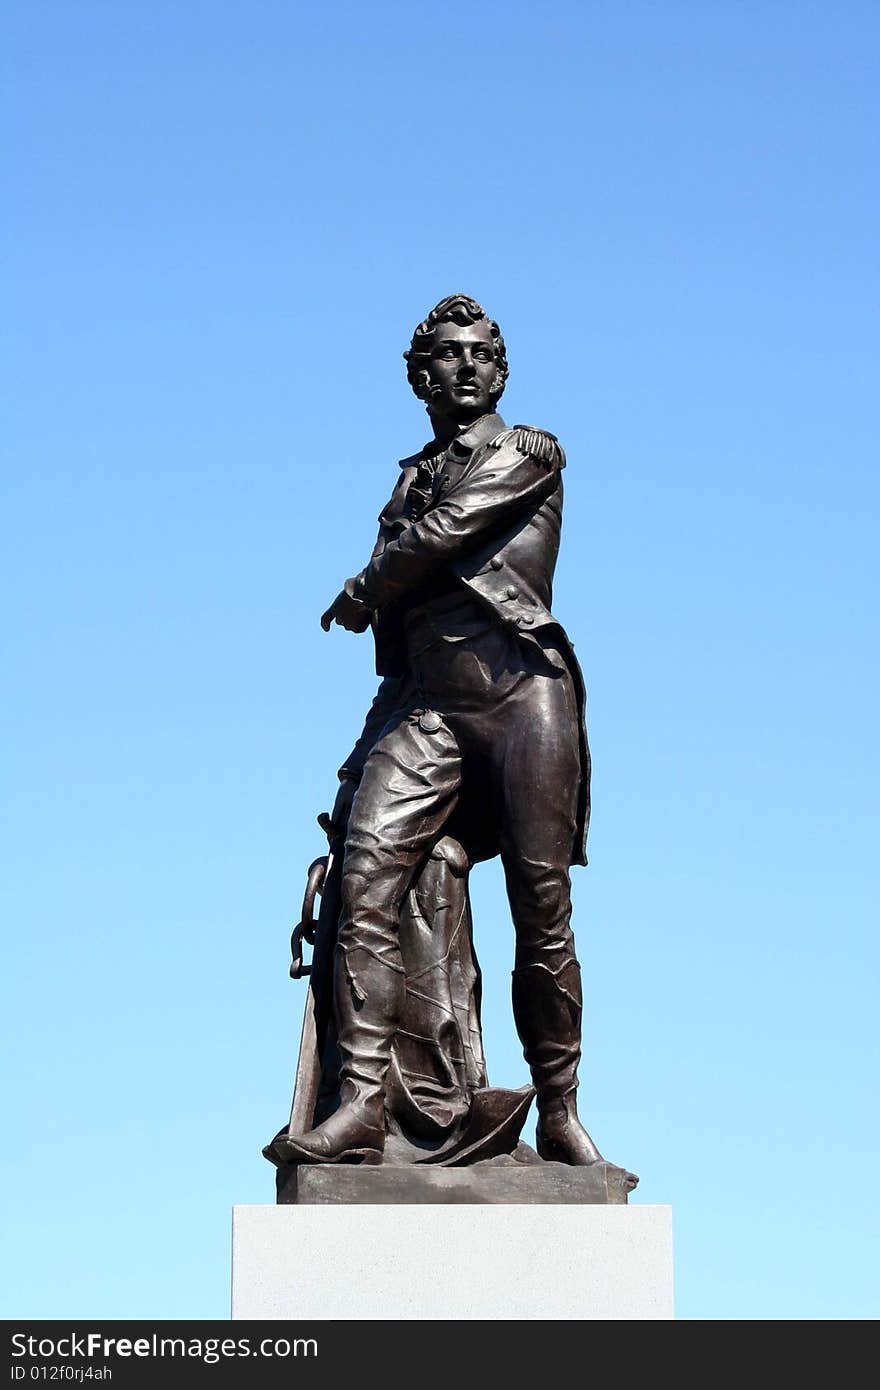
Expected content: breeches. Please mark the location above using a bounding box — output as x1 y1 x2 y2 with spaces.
338 663 582 987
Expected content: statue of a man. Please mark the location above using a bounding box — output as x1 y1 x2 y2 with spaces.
285 294 603 1167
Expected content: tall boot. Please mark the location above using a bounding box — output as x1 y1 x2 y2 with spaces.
282 944 405 1163
511 958 604 1165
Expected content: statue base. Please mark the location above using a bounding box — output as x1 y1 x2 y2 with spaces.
274 1154 636 1205
231 1177 674 1319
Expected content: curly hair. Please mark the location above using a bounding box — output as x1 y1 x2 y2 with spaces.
404 294 509 404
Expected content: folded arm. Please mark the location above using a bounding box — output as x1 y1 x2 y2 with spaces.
352 432 562 608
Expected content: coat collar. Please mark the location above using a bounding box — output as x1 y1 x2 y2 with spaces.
396 412 507 471
447 411 507 457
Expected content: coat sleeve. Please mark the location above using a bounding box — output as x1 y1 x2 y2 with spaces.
352 431 564 608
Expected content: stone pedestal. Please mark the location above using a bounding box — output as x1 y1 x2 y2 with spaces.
231 1177 674 1319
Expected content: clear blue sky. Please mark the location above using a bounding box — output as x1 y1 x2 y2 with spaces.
3 1 877 1321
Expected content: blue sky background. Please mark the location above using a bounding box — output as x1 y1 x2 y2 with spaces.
3 1 877 1321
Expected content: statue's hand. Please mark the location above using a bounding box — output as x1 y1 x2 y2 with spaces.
320 583 371 633
323 591 371 631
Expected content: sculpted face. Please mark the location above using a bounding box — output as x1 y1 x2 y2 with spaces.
424 319 499 423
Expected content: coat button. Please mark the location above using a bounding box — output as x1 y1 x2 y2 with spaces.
419 710 443 733
518 613 534 626
490 557 504 570
505 584 519 599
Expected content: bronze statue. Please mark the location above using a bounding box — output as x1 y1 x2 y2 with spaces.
264 294 635 1185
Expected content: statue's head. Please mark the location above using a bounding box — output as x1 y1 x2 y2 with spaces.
404 294 509 424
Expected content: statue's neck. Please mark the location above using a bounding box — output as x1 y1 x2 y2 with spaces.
427 409 489 449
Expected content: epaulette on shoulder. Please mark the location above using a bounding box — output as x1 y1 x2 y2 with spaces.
489 425 565 470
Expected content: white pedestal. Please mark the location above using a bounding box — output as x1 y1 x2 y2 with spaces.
231 1203 674 1320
